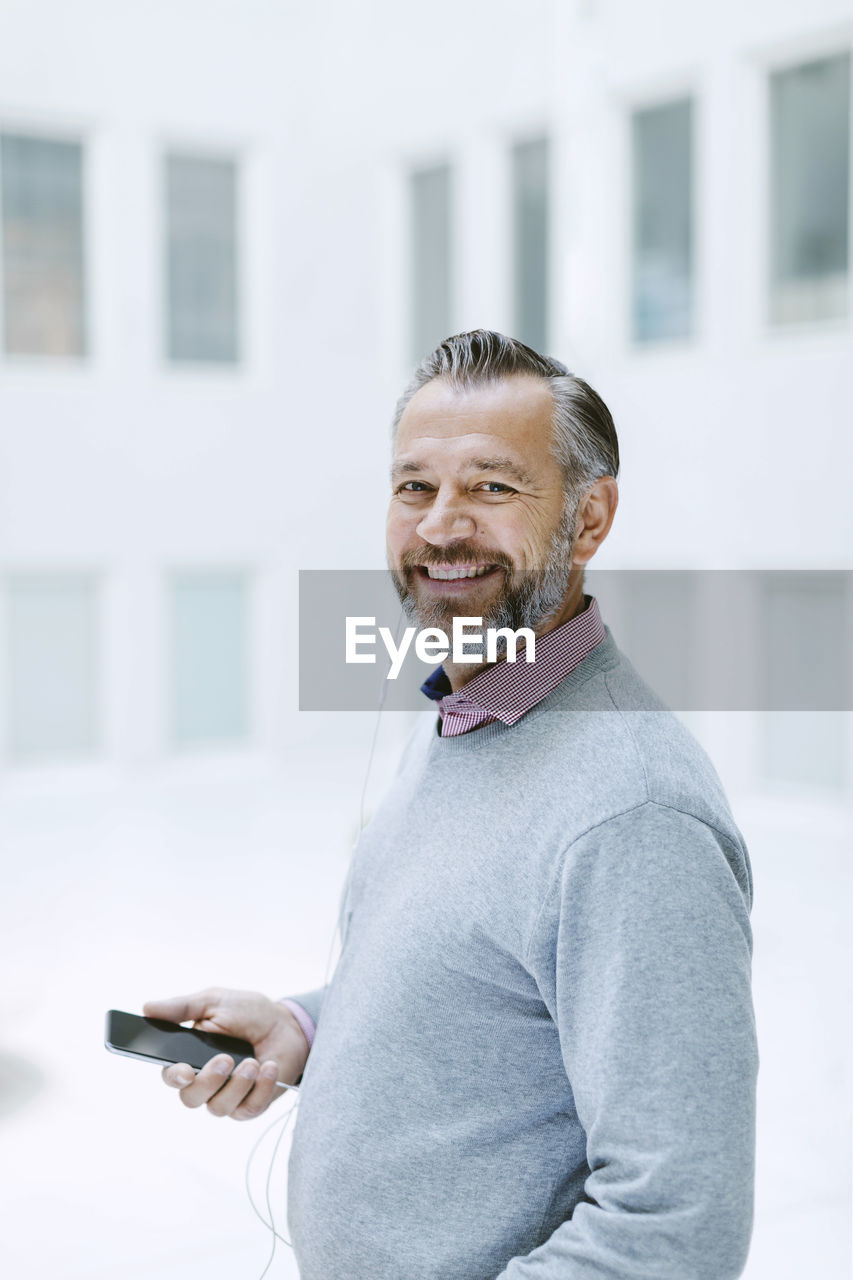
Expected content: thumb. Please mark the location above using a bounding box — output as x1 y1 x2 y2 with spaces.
142 990 215 1024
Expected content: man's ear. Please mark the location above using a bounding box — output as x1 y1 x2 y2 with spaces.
572 477 619 566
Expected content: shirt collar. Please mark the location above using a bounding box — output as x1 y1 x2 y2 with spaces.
420 663 452 701
419 595 606 725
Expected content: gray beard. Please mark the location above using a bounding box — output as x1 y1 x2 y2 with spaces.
391 501 578 659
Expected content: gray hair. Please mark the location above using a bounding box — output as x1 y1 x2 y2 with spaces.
391 330 620 504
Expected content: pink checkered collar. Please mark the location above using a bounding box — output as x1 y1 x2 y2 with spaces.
421 595 606 736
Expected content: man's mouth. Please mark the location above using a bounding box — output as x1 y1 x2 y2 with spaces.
417 560 499 581
418 563 498 581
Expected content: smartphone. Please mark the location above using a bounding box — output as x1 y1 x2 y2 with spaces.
105 1009 256 1074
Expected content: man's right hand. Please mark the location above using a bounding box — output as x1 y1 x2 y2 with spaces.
142 987 310 1121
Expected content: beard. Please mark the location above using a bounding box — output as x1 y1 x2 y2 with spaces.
389 499 578 657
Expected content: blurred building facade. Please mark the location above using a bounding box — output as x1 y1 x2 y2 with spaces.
0 0 850 809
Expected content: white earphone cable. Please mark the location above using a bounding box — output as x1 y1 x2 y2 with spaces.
247 603 407 1275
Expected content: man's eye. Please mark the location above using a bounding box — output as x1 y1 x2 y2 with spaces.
397 481 431 493
477 482 514 494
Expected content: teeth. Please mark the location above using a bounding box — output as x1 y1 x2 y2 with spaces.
426 565 490 580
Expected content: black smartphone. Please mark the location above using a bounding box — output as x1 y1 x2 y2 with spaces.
104 1009 255 1074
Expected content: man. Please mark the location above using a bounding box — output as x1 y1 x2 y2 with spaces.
146 331 758 1279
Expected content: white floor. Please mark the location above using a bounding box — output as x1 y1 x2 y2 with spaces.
0 736 850 1279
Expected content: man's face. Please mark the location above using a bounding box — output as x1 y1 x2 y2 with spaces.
386 375 578 636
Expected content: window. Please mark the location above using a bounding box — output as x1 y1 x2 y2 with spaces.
2 574 99 759
758 574 848 788
769 52 851 325
165 154 239 363
169 572 249 746
410 162 452 364
631 98 693 343
608 570 700 709
512 136 550 354
0 133 86 356
760 711 847 789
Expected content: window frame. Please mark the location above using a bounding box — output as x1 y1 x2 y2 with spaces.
753 30 853 338
0 119 93 368
624 84 701 351
0 567 103 766
510 132 552 355
164 565 254 753
407 157 455 368
157 140 245 374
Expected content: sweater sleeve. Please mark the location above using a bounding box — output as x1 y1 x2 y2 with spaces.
499 801 759 1280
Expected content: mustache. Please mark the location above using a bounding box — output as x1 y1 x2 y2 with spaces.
398 544 515 573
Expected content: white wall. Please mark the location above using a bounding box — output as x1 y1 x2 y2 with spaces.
0 0 850 776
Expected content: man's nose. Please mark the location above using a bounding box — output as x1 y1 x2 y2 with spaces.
416 493 477 546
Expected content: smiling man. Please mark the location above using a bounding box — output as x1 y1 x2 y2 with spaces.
146 332 758 1280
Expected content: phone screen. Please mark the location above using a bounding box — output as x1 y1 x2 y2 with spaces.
105 1009 255 1071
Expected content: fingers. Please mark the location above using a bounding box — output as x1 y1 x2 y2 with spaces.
230 1060 283 1121
161 1061 197 1089
164 1053 235 1108
160 1054 282 1120
143 990 218 1024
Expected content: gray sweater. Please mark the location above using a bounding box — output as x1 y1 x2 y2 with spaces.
287 629 758 1279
